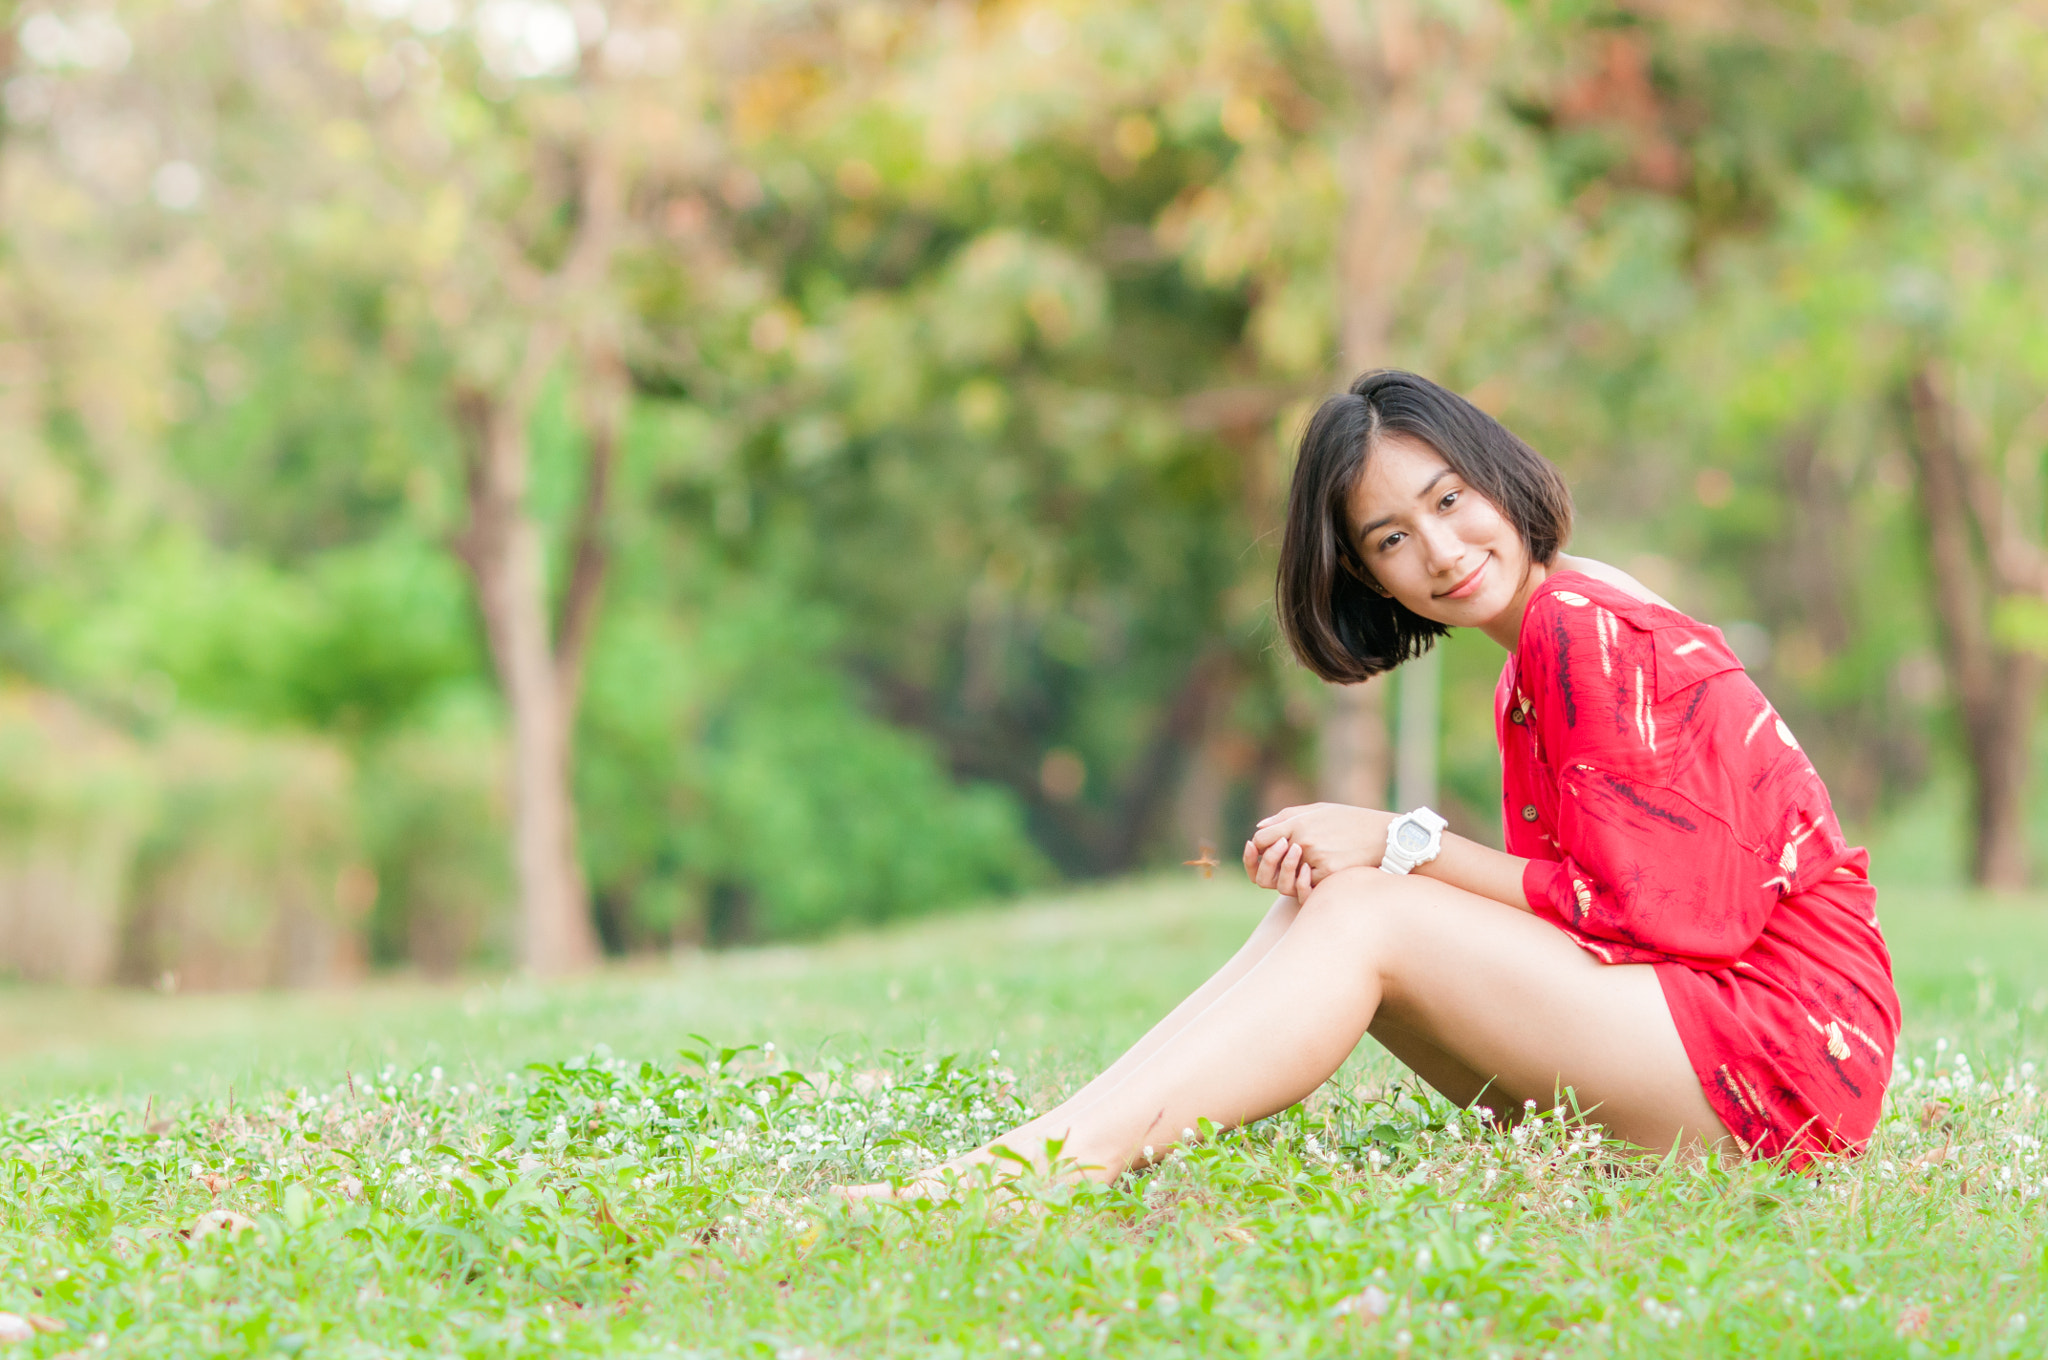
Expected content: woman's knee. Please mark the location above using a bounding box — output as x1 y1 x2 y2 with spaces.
1235 895 1302 957
1258 894 1302 934
1294 866 1430 948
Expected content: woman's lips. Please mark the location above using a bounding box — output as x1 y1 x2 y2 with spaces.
1439 557 1489 600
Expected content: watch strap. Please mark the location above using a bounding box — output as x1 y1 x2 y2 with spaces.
1379 806 1448 874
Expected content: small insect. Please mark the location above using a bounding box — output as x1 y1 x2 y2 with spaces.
1183 842 1220 878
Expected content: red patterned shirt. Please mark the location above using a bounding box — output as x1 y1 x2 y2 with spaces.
1498 571 1900 1164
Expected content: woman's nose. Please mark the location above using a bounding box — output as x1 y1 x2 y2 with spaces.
1415 519 1463 572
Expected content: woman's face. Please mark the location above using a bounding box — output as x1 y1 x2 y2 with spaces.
1343 433 1534 636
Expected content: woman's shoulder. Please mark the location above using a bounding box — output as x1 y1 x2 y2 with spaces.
1520 567 1748 712
1525 567 1731 647
1531 562 1682 623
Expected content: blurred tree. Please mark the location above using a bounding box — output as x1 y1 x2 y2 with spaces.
1648 1 2048 886
1903 366 2048 887
3 0 2046 982
268 0 706 970
434 90 622 977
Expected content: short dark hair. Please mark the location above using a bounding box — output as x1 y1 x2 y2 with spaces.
1276 370 1573 682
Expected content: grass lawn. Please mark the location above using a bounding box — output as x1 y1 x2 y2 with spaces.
0 873 2043 1357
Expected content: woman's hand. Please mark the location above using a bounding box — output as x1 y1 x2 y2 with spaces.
1243 803 1394 897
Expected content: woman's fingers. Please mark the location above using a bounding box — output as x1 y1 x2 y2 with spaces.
1242 839 1260 879
1278 840 1303 887
1255 835 1293 890
1255 804 1309 830
1249 820 1292 853
1293 858 1314 900
1255 837 1289 889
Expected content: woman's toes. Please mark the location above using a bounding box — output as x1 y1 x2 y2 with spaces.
827 1181 898 1202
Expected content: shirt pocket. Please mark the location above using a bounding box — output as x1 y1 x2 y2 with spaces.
1651 624 1745 703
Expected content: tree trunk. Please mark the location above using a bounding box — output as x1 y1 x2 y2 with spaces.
1108 648 1233 872
1320 680 1389 808
1902 365 2042 890
1969 652 2041 888
1393 643 1441 810
1310 0 1477 812
556 338 626 730
1779 432 1856 654
552 134 628 733
442 116 625 974
455 379 603 974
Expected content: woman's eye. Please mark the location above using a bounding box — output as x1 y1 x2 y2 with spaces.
1377 531 1405 552
1439 489 1461 511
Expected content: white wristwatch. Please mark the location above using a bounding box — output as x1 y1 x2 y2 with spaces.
1379 806 1448 874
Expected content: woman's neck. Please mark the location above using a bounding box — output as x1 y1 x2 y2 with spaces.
1482 555 1557 653
1482 553 1674 653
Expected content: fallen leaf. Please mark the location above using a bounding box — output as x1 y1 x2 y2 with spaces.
188 1209 256 1238
593 1197 636 1241
0 1313 32 1342
24 1316 63 1335
1896 1303 1931 1336
1332 1284 1393 1321
197 1173 230 1197
1909 1130 1954 1170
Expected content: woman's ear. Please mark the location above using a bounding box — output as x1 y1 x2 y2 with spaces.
1337 548 1392 597
1349 560 1392 597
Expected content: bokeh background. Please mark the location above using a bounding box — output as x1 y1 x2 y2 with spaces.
0 0 2043 988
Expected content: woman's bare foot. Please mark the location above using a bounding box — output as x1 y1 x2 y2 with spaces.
830 1134 1097 1204
827 1172 953 1204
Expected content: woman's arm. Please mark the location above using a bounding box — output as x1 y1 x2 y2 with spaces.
1417 831 1531 910
1246 804 1531 911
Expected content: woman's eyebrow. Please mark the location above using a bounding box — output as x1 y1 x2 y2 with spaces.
1356 469 1454 537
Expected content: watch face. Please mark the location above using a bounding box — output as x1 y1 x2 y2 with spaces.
1395 821 1431 852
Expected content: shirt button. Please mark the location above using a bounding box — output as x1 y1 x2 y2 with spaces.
1509 709 1526 725
1521 804 1539 822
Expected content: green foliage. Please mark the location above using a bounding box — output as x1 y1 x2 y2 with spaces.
356 699 511 971
19 531 479 737
0 689 155 985
123 723 363 990
577 579 1045 945
694 673 1045 939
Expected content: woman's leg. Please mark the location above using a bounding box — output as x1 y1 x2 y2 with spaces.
1019 900 1503 1151
1364 1013 1498 1112
885 895 1303 1184
903 867 1726 1188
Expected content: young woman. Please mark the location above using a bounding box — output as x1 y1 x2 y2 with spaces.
845 370 1899 1196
